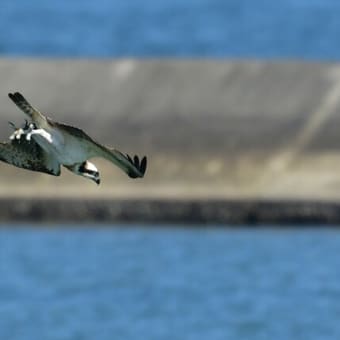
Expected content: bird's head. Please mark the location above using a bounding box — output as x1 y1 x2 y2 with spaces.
75 161 100 185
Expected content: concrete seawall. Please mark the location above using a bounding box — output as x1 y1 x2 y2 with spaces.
2 198 340 225
1 58 340 223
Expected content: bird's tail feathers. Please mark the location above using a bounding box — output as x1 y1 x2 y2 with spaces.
8 92 46 125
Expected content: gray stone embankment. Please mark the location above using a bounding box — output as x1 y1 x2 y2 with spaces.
1 198 340 225
1 58 340 223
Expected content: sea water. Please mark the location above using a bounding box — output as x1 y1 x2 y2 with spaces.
1 0 340 59
0 225 339 340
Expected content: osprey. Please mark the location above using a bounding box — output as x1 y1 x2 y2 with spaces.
0 92 147 184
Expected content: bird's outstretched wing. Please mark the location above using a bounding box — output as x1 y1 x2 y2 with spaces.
0 138 60 176
8 92 47 124
103 148 147 178
55 122 147 178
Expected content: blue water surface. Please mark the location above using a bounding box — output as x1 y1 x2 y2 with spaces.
1 0 340 59
0 226 340 340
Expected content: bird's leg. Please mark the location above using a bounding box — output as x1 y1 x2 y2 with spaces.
9 122 28 140
8 120 52 144
8 121 16 130
9 128 25 140
26 127 53 143
9 121 36 141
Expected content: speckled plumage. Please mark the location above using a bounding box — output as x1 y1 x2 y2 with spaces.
0 137 60 175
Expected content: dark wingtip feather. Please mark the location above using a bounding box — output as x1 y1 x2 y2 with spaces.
140 156 147 175
133 155 139 168
126 154 147 178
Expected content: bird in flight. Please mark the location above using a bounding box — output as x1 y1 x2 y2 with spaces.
0 92 147 184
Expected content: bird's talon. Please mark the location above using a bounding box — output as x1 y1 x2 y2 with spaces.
8 121 16 130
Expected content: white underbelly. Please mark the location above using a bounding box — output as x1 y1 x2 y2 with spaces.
33 129 89 165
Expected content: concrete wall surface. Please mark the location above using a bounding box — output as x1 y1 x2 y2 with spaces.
1 58 340 200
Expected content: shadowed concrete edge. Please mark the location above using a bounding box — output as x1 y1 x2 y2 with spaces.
1 197 340 225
